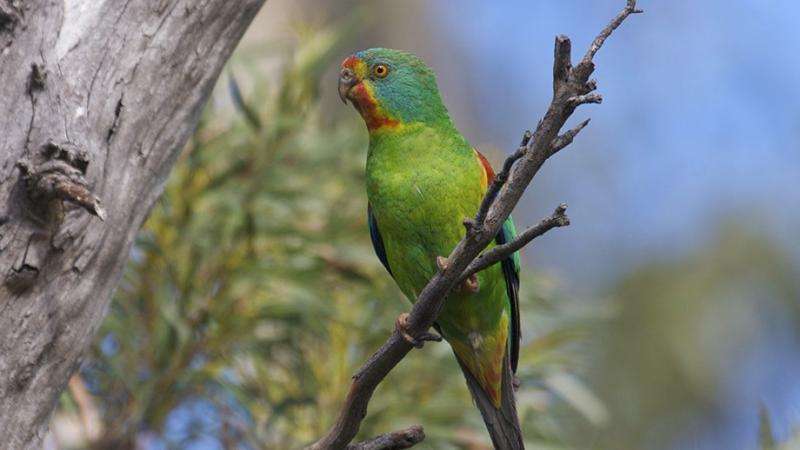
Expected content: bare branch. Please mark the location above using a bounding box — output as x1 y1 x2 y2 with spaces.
466 130 531 235
346 426 425 450
551 119 591 153
553 35 573 90
575 0 643 82
568 93 603 107
460 204 570 283
308 2 640 448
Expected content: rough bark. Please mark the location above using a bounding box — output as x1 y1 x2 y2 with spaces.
0 1 264 448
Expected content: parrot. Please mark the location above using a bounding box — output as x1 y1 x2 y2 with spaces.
338 48 524 449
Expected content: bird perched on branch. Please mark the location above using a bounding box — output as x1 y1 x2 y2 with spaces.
339 48 524 450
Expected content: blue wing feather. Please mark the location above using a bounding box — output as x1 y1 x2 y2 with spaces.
474 148 521 373
496 217 521 373
368 204 392 277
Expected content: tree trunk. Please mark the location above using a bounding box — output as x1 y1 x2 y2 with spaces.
0 1 265 448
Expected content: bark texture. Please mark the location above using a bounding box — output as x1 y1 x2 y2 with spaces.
0 1 264 448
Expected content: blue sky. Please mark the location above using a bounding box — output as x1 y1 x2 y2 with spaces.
426 0 800 291
426 2 800 448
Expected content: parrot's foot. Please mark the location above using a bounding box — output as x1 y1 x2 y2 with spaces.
436 256 480 293
436 256 450 272
395 313 442 349
463 274 479 293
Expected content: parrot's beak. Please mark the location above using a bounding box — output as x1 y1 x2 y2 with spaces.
338 67 357 104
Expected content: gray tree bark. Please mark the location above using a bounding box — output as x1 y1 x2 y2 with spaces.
0 1 265 448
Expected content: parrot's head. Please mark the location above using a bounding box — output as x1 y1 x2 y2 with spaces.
338 48 450 132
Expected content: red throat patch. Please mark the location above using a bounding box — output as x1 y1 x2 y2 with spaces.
341 55 400 132
350 83 400 131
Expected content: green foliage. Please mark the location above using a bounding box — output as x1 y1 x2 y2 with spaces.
53 24 582 450
48 16 800 450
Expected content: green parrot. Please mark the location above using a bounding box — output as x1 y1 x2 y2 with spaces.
339 48 524 449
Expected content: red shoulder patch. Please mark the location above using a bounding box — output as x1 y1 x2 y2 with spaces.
473 148 496 187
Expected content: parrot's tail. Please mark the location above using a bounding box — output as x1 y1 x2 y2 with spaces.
455 351 524 450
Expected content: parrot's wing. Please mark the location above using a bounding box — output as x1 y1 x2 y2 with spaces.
474 148 522 374
368 203 393 276
496 217 521 373
369 203 445 335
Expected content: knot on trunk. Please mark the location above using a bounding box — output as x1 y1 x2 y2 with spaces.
17 142 106 222
28 64 47 93
0 3 20 33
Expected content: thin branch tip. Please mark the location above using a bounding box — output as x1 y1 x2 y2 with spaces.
554 203 570 226
551 118 591 153
346 425 425 450
579 0 642 76
548 203 570 227
626 0 644 13
569 93 603 106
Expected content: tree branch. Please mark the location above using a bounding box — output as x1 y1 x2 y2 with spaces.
568 93 603 106
346 426 425 450
467 130 531 236
459 204 570 284
308 2 640 448
581 1 643 66
552 118 591 153
574 0 643 82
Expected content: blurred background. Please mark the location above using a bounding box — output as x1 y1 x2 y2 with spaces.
45 1 800 449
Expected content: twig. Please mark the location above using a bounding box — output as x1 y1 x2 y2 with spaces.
345 426 425 450
308 2 640 449
467 130 532 235
552 119 591 153
459 204 569 283
574 0 643 82
568 93 602 106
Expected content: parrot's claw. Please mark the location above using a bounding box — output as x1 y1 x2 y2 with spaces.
512 375 521 392
436 256 480 293
464 273 480 293
395 313 443 348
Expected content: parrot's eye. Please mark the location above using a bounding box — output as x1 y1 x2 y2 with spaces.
372 64 389 79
